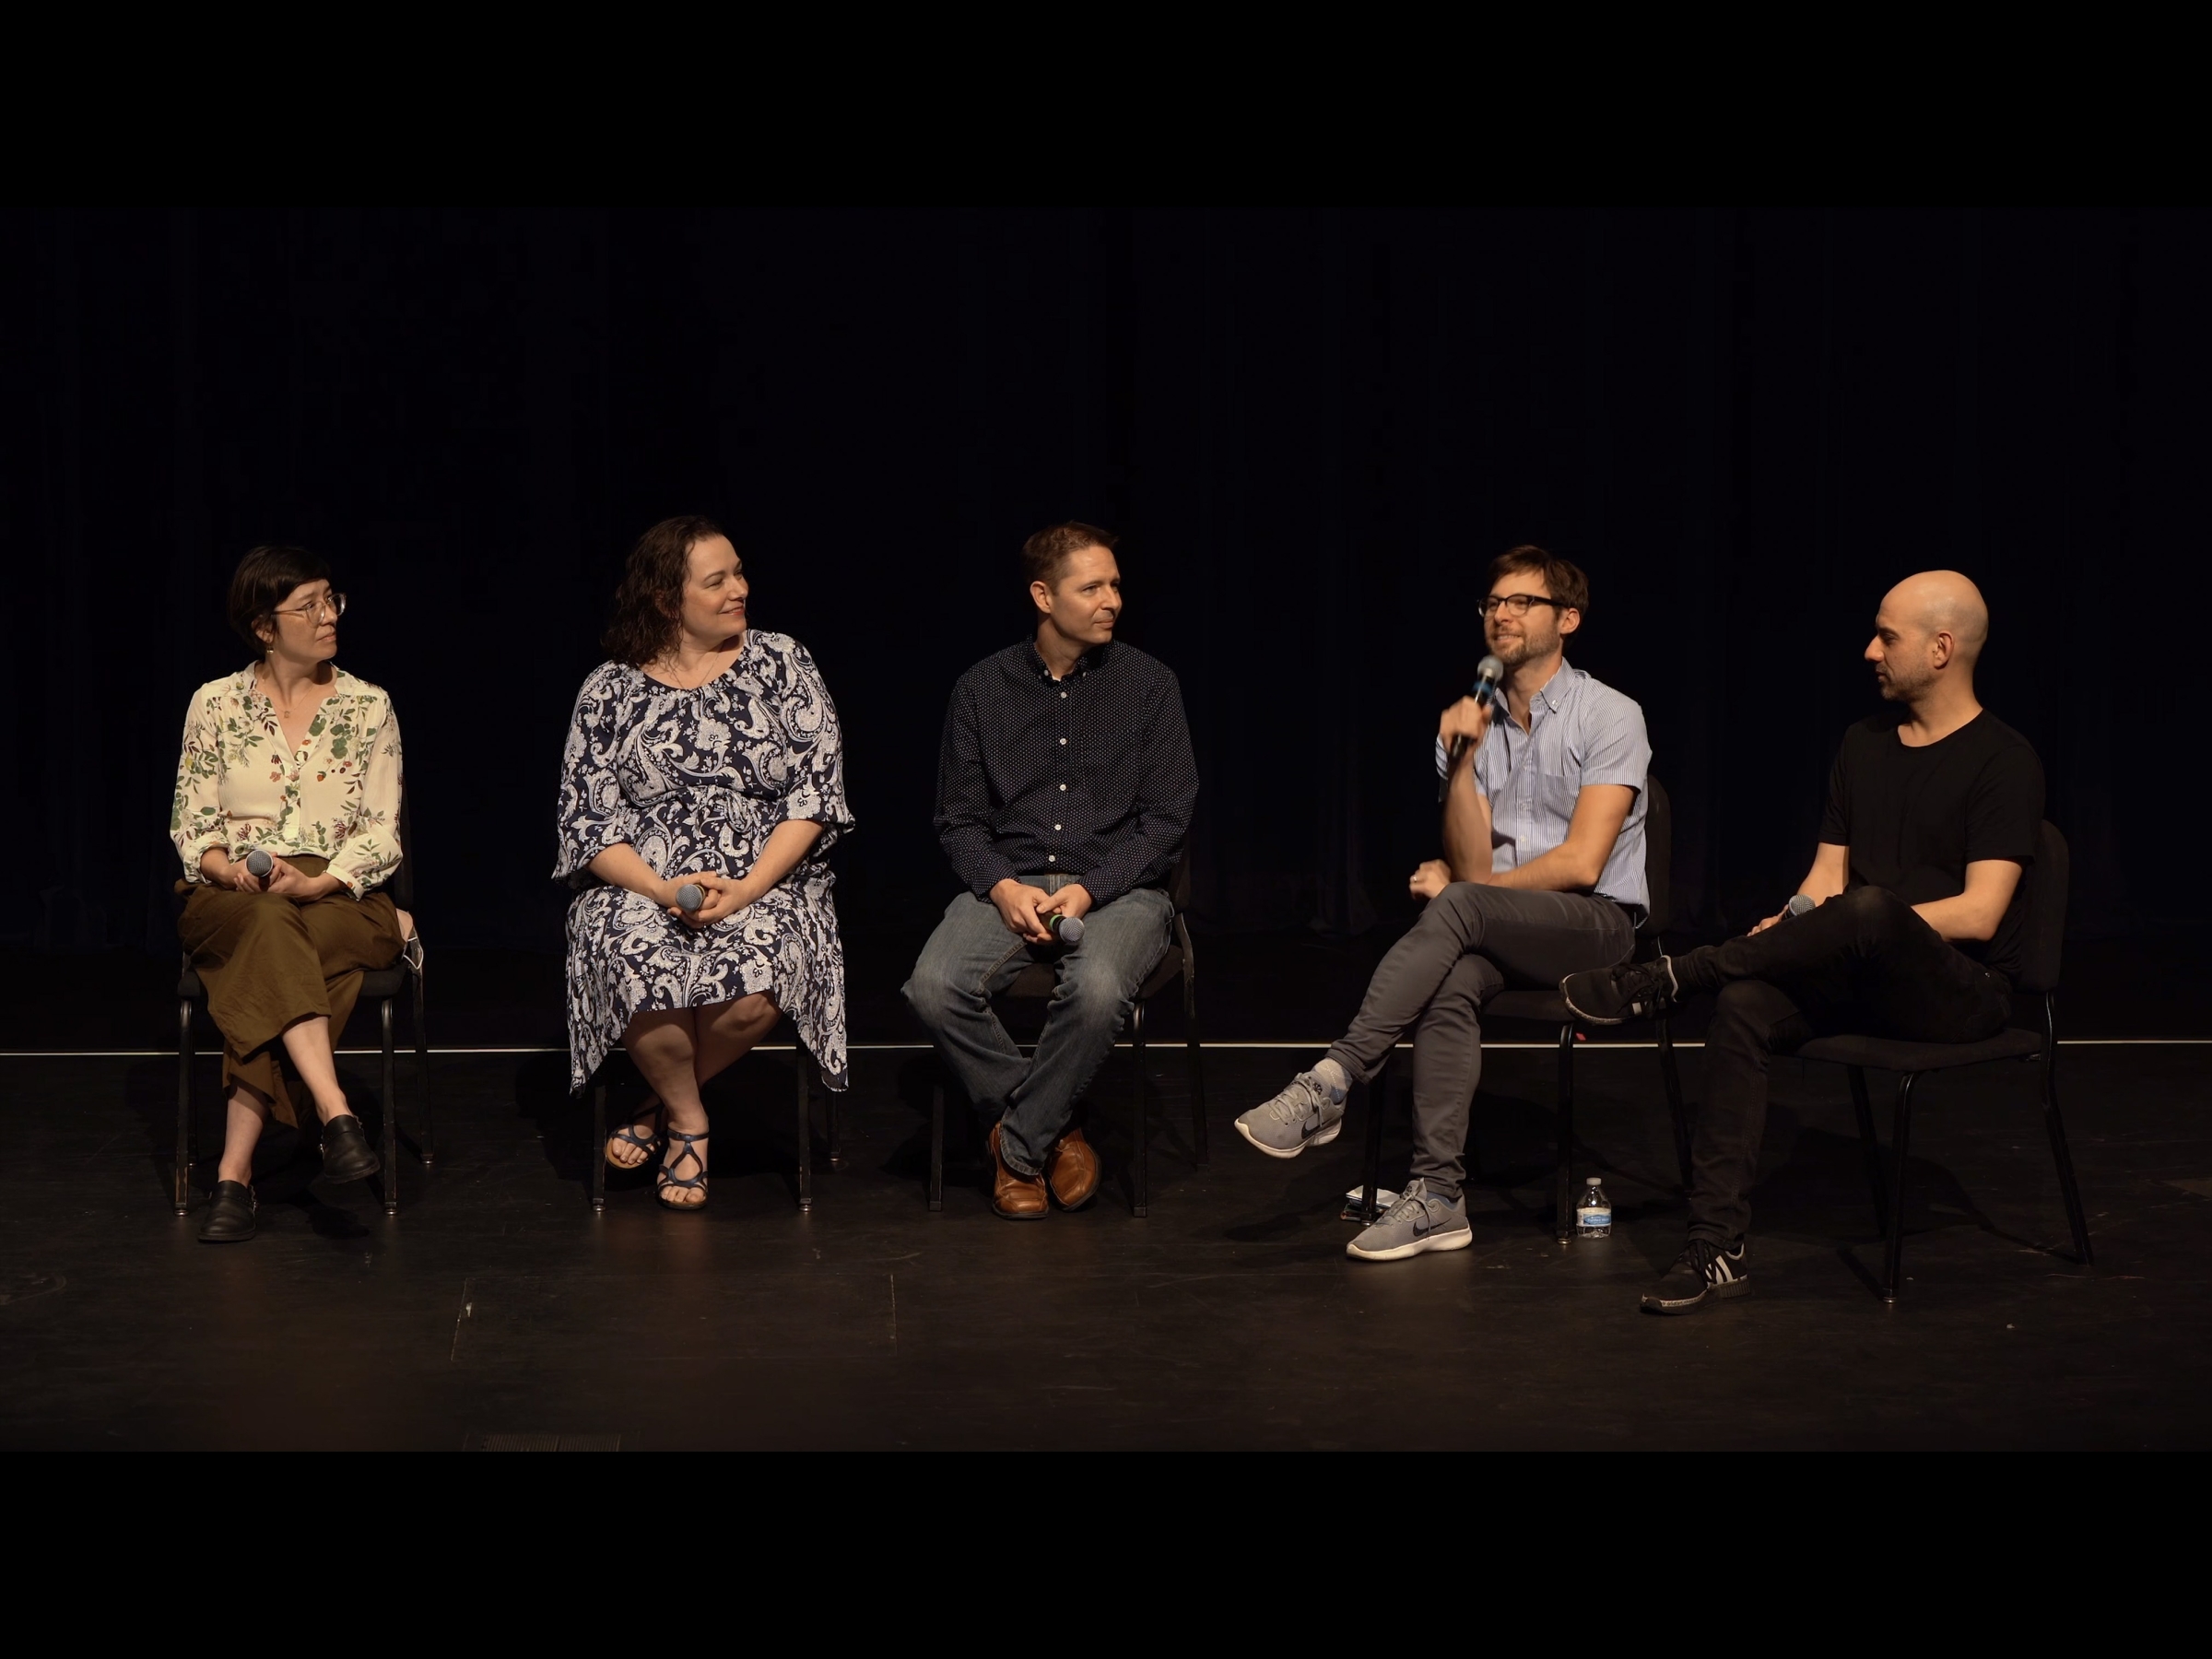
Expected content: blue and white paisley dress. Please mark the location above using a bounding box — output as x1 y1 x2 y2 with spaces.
555 630 854 1092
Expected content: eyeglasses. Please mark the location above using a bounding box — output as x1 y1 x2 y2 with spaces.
1478 593 1567 618
273 593 347 623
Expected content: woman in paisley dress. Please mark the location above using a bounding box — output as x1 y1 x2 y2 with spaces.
556 516 853 1210
171 545 414 1243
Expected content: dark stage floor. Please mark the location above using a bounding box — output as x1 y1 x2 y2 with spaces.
2 1037 2207 1450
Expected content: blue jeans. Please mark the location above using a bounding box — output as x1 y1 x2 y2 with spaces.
902 876 1173 1177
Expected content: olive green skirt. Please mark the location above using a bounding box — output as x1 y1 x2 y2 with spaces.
178 855 405 1125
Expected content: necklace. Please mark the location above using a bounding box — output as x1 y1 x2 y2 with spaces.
656 643 735 689
261 661 324 721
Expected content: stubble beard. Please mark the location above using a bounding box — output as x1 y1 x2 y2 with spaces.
1876 662 1929 703
1488 628 1551 671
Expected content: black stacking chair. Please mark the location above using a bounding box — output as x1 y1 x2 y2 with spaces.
1357 775 1689 1242
175 794 432 1218
586 1026 839 1213
1794 820 2088 1301
929 849 1207 1218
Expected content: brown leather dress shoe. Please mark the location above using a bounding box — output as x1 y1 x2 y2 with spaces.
988 1124 1049 1220
1046 1126 1101 1210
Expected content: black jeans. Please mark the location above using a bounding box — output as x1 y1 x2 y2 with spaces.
1673 885 2010 1244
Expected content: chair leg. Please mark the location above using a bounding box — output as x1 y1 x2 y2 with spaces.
826 1067 844 1171
411 968 435 1166
1657 1012 1692 1192
590 1076 608 1214
1131 1000 1149 1218
2037 998 2092 1265
1183 986 1208 1166
1847 1065 1889 1241
1359 1053 1387 1223
795 1045 814 1213
175 998 195 1215
928 1072 945 1212
1554 1023 1575 1244
380 999 399 1215
1882 1072 1918 1301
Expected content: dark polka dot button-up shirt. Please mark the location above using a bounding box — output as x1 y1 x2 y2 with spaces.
933 638 1198 904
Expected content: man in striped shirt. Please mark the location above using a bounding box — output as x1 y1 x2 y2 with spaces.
1235 547 1652 1265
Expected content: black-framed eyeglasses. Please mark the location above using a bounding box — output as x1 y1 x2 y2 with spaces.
1478 593 1566 618
273 593 347 622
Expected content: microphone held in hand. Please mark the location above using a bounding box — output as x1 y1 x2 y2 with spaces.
243 849 273 879
1439 654 1508 803
1046 912 1085 946
1781 893 1816 922
677 882 706 912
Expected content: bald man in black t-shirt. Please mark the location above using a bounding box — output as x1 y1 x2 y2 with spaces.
1563 571 2044 1314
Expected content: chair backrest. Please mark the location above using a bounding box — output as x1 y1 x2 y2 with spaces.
1640 775 1672 936
2015 819 2068 994
388 787 417 910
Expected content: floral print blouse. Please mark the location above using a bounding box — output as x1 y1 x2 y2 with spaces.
171 665 404 897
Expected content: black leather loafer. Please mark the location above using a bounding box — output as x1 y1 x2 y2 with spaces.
320 1113 382 1183
199 1180 257 1243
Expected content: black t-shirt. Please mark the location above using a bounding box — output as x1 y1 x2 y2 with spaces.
1818 709 2045 986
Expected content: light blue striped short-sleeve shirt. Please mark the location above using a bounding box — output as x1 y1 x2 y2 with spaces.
1431 661 1653 918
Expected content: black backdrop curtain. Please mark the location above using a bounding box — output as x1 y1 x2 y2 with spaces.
3 207 2202 955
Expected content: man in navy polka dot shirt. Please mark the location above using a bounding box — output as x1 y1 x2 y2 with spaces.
903 523 1198 1219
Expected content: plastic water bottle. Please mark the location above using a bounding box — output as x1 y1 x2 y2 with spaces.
1575 1177 1613 1239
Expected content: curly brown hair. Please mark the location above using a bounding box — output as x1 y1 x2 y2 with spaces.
602 515 729 665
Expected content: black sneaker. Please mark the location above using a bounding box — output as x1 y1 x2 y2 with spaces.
1561 957 1678 1025
1640 1237 1749 1314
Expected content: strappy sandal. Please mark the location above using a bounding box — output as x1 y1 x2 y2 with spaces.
605 1102 665 1171
655 1128 709 1211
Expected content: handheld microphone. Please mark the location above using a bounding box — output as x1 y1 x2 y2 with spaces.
243 849 273 879
1046 912 1085 946
1782 893 1816 921
676 882 706 912
1439 654 1507 803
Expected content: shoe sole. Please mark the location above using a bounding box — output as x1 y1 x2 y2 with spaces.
197 1230 255 1244
1234 1118 1344 1159
1347 1226 1473 1263
321 1158 382 1184
1640 1277 1751 1314
992 1202 1049 1220
1559 982 1628 1026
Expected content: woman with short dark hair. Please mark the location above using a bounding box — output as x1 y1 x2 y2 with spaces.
171 545 414 1242
558 517 853 1209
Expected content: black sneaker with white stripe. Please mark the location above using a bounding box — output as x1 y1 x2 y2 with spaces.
1560 956 1678 1025
1640 1237 1749 1314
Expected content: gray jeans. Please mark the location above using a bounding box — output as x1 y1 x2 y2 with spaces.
902 875 1173 1177
1325 883 1634 1200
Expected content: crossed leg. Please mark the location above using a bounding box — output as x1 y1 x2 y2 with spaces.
216 1013 360 1185
610 994 783 1206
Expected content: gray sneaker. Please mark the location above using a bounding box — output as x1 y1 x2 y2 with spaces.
1233 1060 1348 1159
1346 1178 1471 1262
